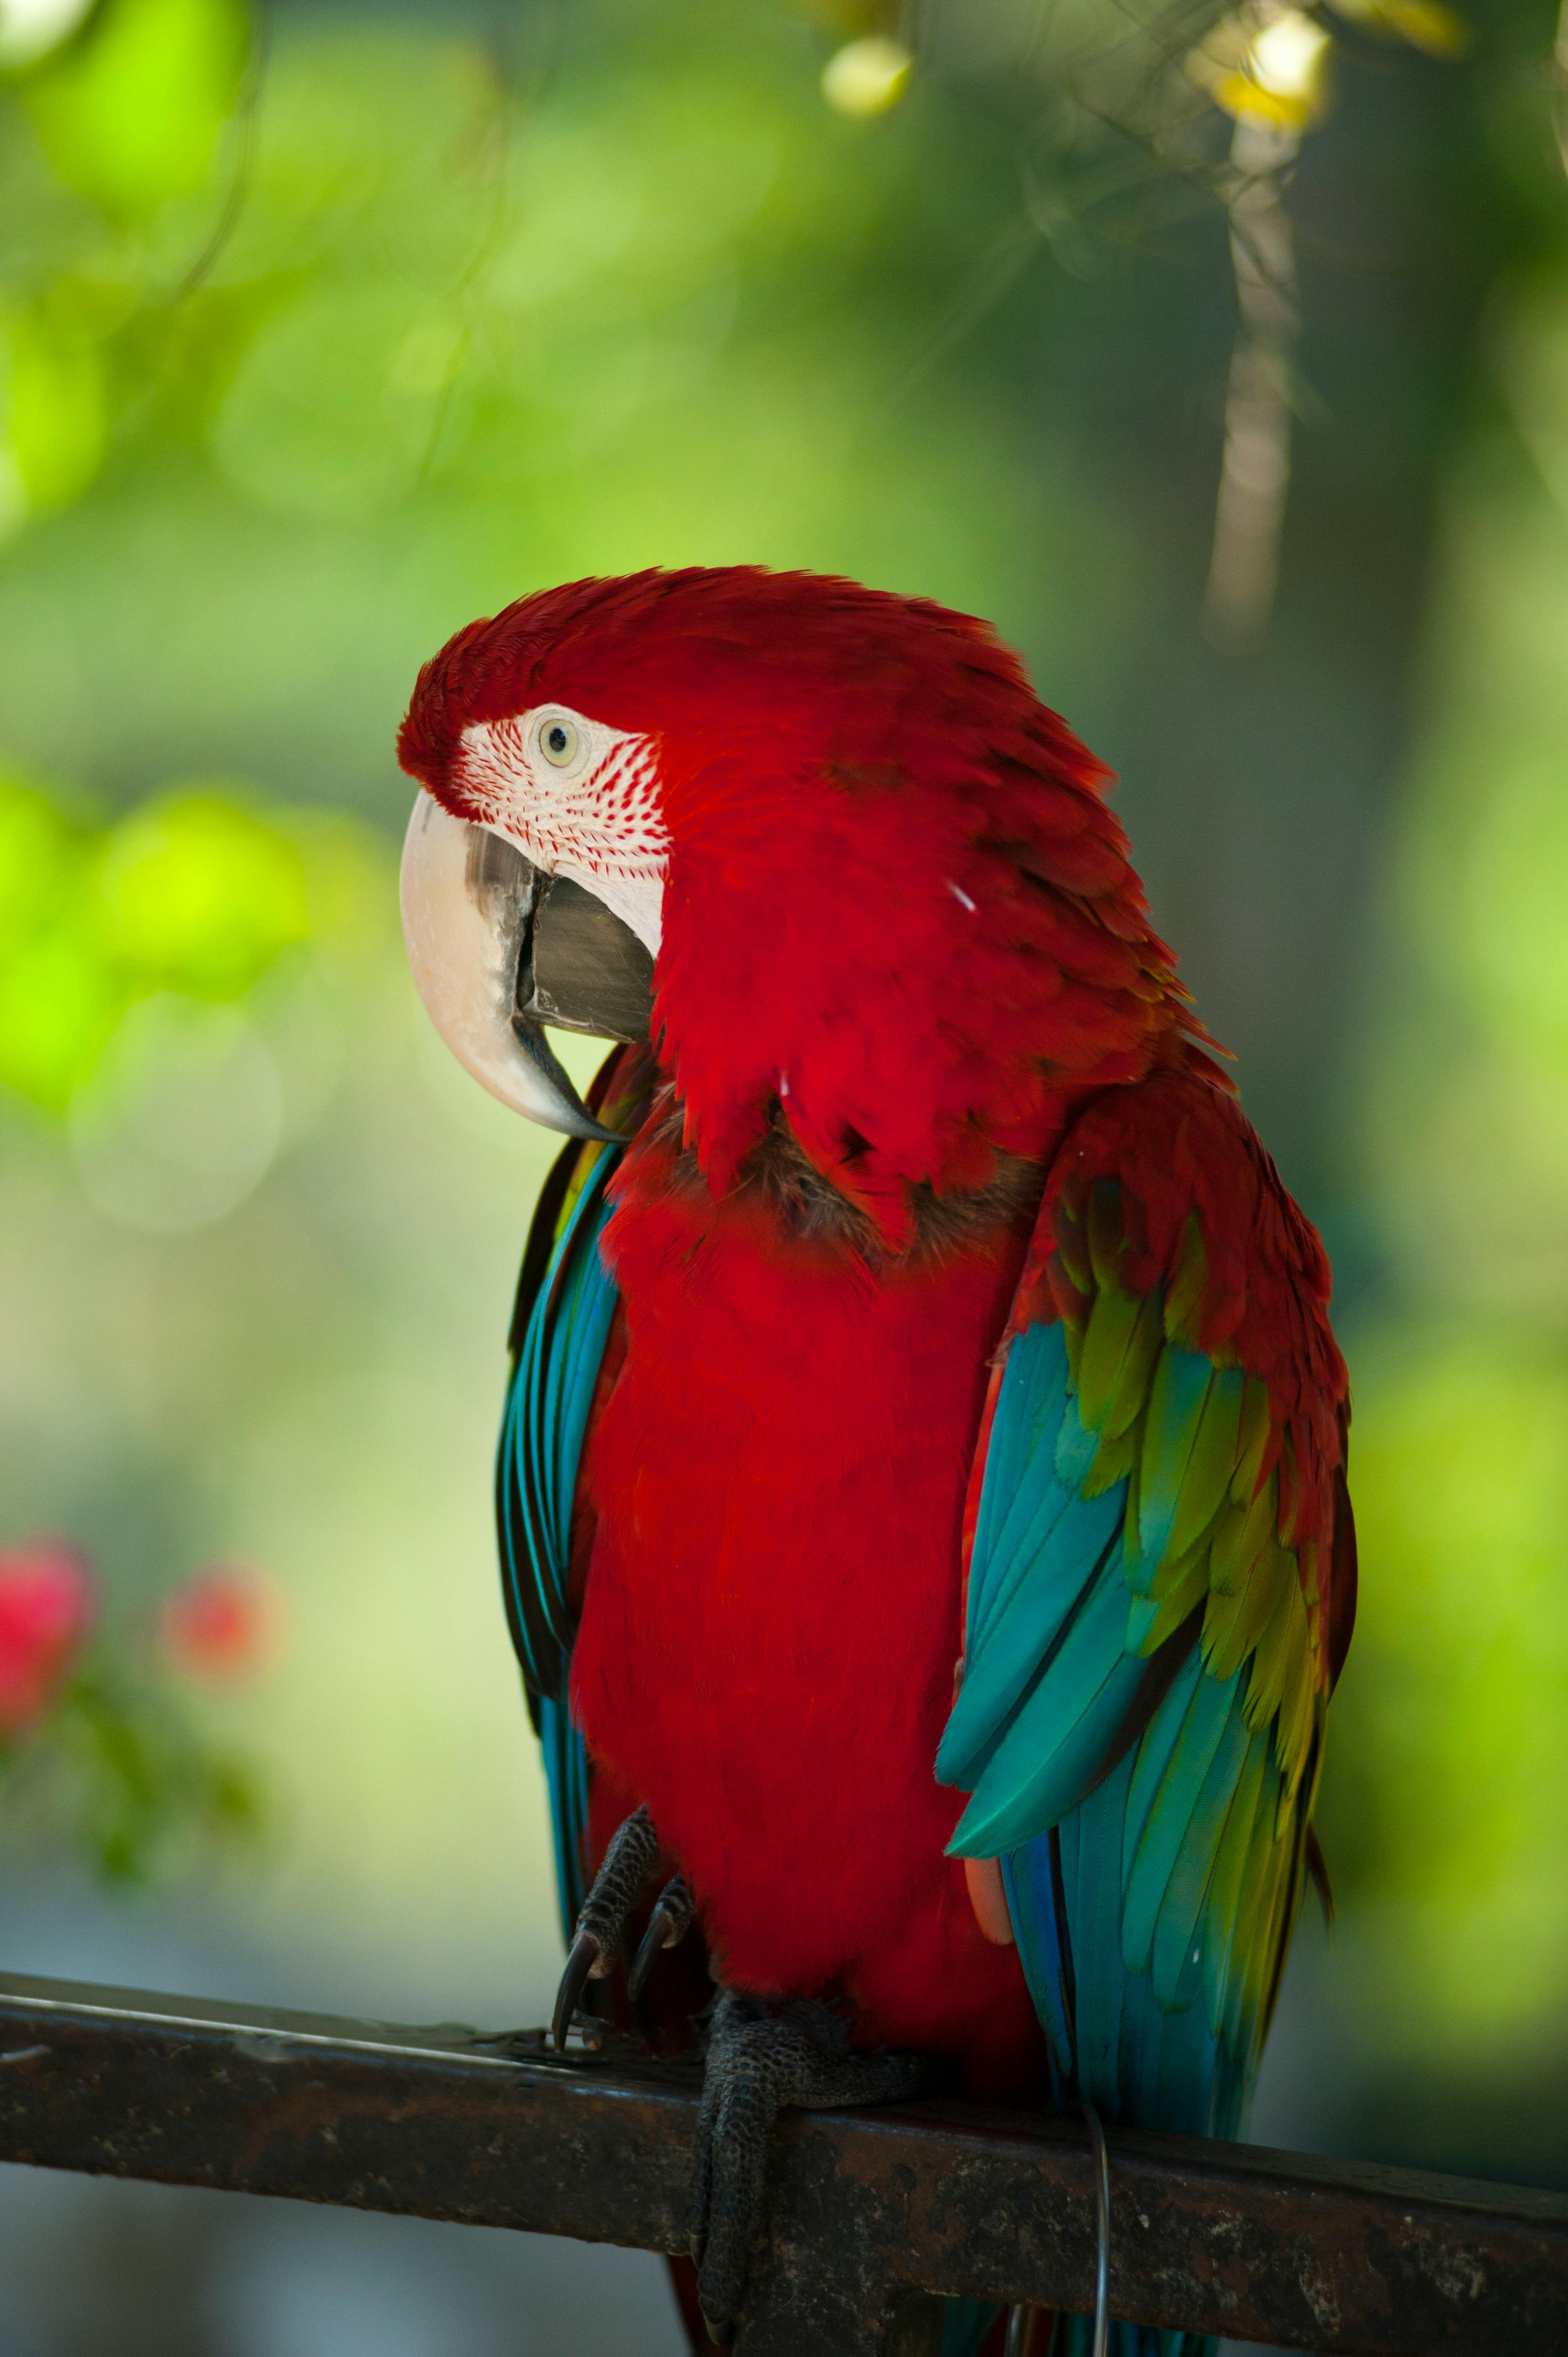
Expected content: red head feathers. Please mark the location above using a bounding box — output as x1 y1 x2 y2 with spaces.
399 565 1223 1244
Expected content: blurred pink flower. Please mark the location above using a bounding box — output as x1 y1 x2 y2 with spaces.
0 1543 95 1739
160 1566 281 1685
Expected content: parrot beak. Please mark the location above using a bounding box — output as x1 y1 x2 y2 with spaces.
399 790 652 1142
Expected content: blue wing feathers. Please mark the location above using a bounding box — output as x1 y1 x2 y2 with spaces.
946 1493 1123 1777
1053 1385 1102 1489
1122 1647 1204 1882
941 1258 1286 2357
497 1136 625 1948
1121 1666 1240 1978
535 1151 617 1576
1000 1840 1074 2092
1074 1757 1132 2107
499 1144 620 1692
969 1476 1083 1666
1150 1688 1252 2008
1201 1736 1267 2039
537 1692 589 1943
551 1220 618 1561
950 1560 1153 1854
969 1325 1070 1631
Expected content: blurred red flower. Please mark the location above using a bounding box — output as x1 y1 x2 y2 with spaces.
0 1543 95 1740
160 1566 281 1685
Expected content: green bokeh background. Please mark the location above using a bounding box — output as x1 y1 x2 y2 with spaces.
2 0 1568 2344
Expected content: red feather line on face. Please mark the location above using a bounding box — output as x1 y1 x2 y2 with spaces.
398 567 1226 1249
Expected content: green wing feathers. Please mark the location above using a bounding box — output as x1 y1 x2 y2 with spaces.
942 1073 1353 2099
1056 1190 1325 1809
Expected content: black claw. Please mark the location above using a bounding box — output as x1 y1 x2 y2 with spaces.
627 1903 674 2003
628 1874 694 2001
551 1805 667 2052
551 1928 600 2054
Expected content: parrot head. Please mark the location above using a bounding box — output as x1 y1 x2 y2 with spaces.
398 566 1195 1244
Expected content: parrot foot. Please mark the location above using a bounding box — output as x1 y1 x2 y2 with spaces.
553 1805 693 2051
687 1987 933 2344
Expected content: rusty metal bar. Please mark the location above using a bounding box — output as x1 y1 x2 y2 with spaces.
0 1972 1561 2355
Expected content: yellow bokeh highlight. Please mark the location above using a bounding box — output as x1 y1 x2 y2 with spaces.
1324 0 1469 56
821 34 912 118
1189 8 1334 134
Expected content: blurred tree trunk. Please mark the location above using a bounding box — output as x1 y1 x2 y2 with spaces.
1031 29 1537 1244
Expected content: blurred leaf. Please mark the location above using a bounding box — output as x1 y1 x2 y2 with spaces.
0 773 339 1117
58 1661 262 1882
0 766 84 935
0 924 123 1108
0 296 107 521
0 779 121 1103
25 0 247 220
96 789 310 998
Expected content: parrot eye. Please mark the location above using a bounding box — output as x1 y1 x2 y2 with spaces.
535 713 581 769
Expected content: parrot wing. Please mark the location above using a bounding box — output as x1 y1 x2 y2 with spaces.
497 1049 645 1941
936 1069 1354 2135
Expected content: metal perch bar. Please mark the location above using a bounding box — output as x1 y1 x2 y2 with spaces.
0 1973 1561 2356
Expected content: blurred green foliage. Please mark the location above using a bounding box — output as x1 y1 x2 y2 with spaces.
0 0 1564 2204
25 0 247 219
0 771 311 1107
1309 258 1568 2118
0 0 250 532
43 1653 262 1882
0 294 106 521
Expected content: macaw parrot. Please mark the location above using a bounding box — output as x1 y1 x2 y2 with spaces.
396 568 1355 2357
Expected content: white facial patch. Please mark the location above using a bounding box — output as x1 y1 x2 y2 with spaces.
455 704 669 955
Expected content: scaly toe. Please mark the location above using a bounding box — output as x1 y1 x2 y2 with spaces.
687 1990 933 2338
551 1805 663 2052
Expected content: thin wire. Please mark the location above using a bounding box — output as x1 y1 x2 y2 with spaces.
1078 2096 1112 2357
